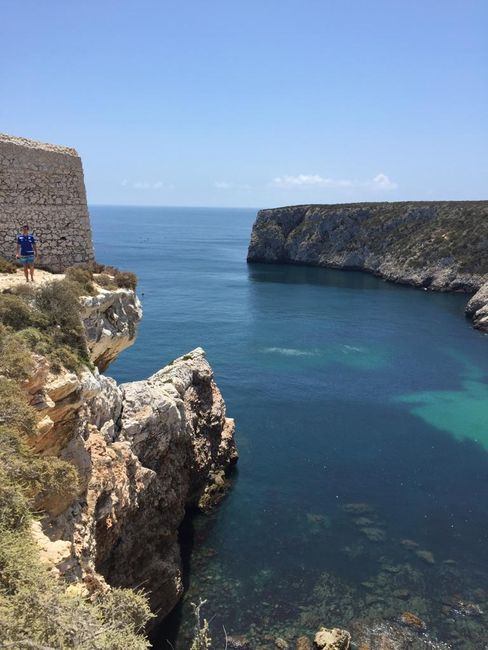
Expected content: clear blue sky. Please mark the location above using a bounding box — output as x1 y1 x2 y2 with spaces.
2 0 487 207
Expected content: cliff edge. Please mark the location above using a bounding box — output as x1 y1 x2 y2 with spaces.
247 202 488 332
1 272 237 640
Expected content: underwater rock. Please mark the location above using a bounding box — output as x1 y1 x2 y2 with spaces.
342 543 365 558
314 627 351 650
306 513 331 531
227 635 251 649
353 517 375 527
275 637 289 649
399 612 426 630
415 549 435 565
295 636 313 650
392 589 410 600
360 527 386 542
447 599 483 617
400 539 419 550
351 620 450 650
343 503 374 515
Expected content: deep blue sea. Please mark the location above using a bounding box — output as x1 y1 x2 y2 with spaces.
91 206 488 648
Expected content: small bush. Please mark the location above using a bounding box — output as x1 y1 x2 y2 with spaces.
0 293 46 331
0 324 34 382
96 273 118 290
80 260 107 274
15 327 84 374
34 455 79 515
64 266 97 296
0 257 17 274
0 379 38 437
35 280 89 359
0 524 153 648
79 262 138 291
11 283 36 298
115 271 137 290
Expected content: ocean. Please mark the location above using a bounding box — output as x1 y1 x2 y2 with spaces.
91 205 488 648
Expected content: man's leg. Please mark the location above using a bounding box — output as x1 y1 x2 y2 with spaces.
23 262 29 281
28 262 34 281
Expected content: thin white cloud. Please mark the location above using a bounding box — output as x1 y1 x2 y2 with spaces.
271 172 399 191
369 173 398 190
121 179 128 187
215 181 253 190
131 180 172 190
272 174 353 188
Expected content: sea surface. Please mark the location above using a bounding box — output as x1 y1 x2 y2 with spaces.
91 206 488 648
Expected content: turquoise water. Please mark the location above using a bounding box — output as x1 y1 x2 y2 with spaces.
91 206 488 648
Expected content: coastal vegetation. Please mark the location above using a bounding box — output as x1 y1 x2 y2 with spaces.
0 259 17 274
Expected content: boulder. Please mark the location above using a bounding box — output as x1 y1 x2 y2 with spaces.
314 627 351 650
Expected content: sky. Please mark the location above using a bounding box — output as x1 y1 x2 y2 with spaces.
1 0 487 208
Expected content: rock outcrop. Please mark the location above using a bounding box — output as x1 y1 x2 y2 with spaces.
247 202 488 332
80 286 142 371
465 281 488 333
23 285 237 622
314 627 351 650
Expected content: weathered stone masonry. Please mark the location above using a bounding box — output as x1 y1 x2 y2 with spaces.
0 133 94 272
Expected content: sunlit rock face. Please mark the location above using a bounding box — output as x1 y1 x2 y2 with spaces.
80 287 142 371
466 281 488 333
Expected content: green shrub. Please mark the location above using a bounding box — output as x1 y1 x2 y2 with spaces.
0 280 90 375
79 262 138 291
0 277 151 649
35 280 89 359
0 382 78 513
34 455 79 514
0 324 34 381
0 257 17 274
0 293 46 331
11 283 36 299
64 266 97 296
14 327 84 374
0 379 38 437
0 525 153 649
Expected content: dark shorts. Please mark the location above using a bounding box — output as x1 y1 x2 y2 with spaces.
19 255 35 264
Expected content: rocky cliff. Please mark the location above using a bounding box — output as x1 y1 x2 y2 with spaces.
23 282 237 621
247 202 488 332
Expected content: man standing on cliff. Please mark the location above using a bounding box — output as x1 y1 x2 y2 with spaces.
16 224 37 282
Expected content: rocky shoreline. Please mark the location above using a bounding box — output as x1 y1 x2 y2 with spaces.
247 202 488 334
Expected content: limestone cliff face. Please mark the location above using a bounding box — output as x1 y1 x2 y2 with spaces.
465 281 488 334
24 286 237 620
247 202 488 332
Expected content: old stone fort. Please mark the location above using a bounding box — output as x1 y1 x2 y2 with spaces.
0 133 94 272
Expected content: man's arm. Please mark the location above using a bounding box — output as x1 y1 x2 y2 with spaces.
33 241 38 258
16 239 20 258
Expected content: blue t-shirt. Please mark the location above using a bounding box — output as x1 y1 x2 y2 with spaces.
17 234 36 256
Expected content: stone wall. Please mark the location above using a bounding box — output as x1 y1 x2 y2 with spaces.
0 133 94 272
